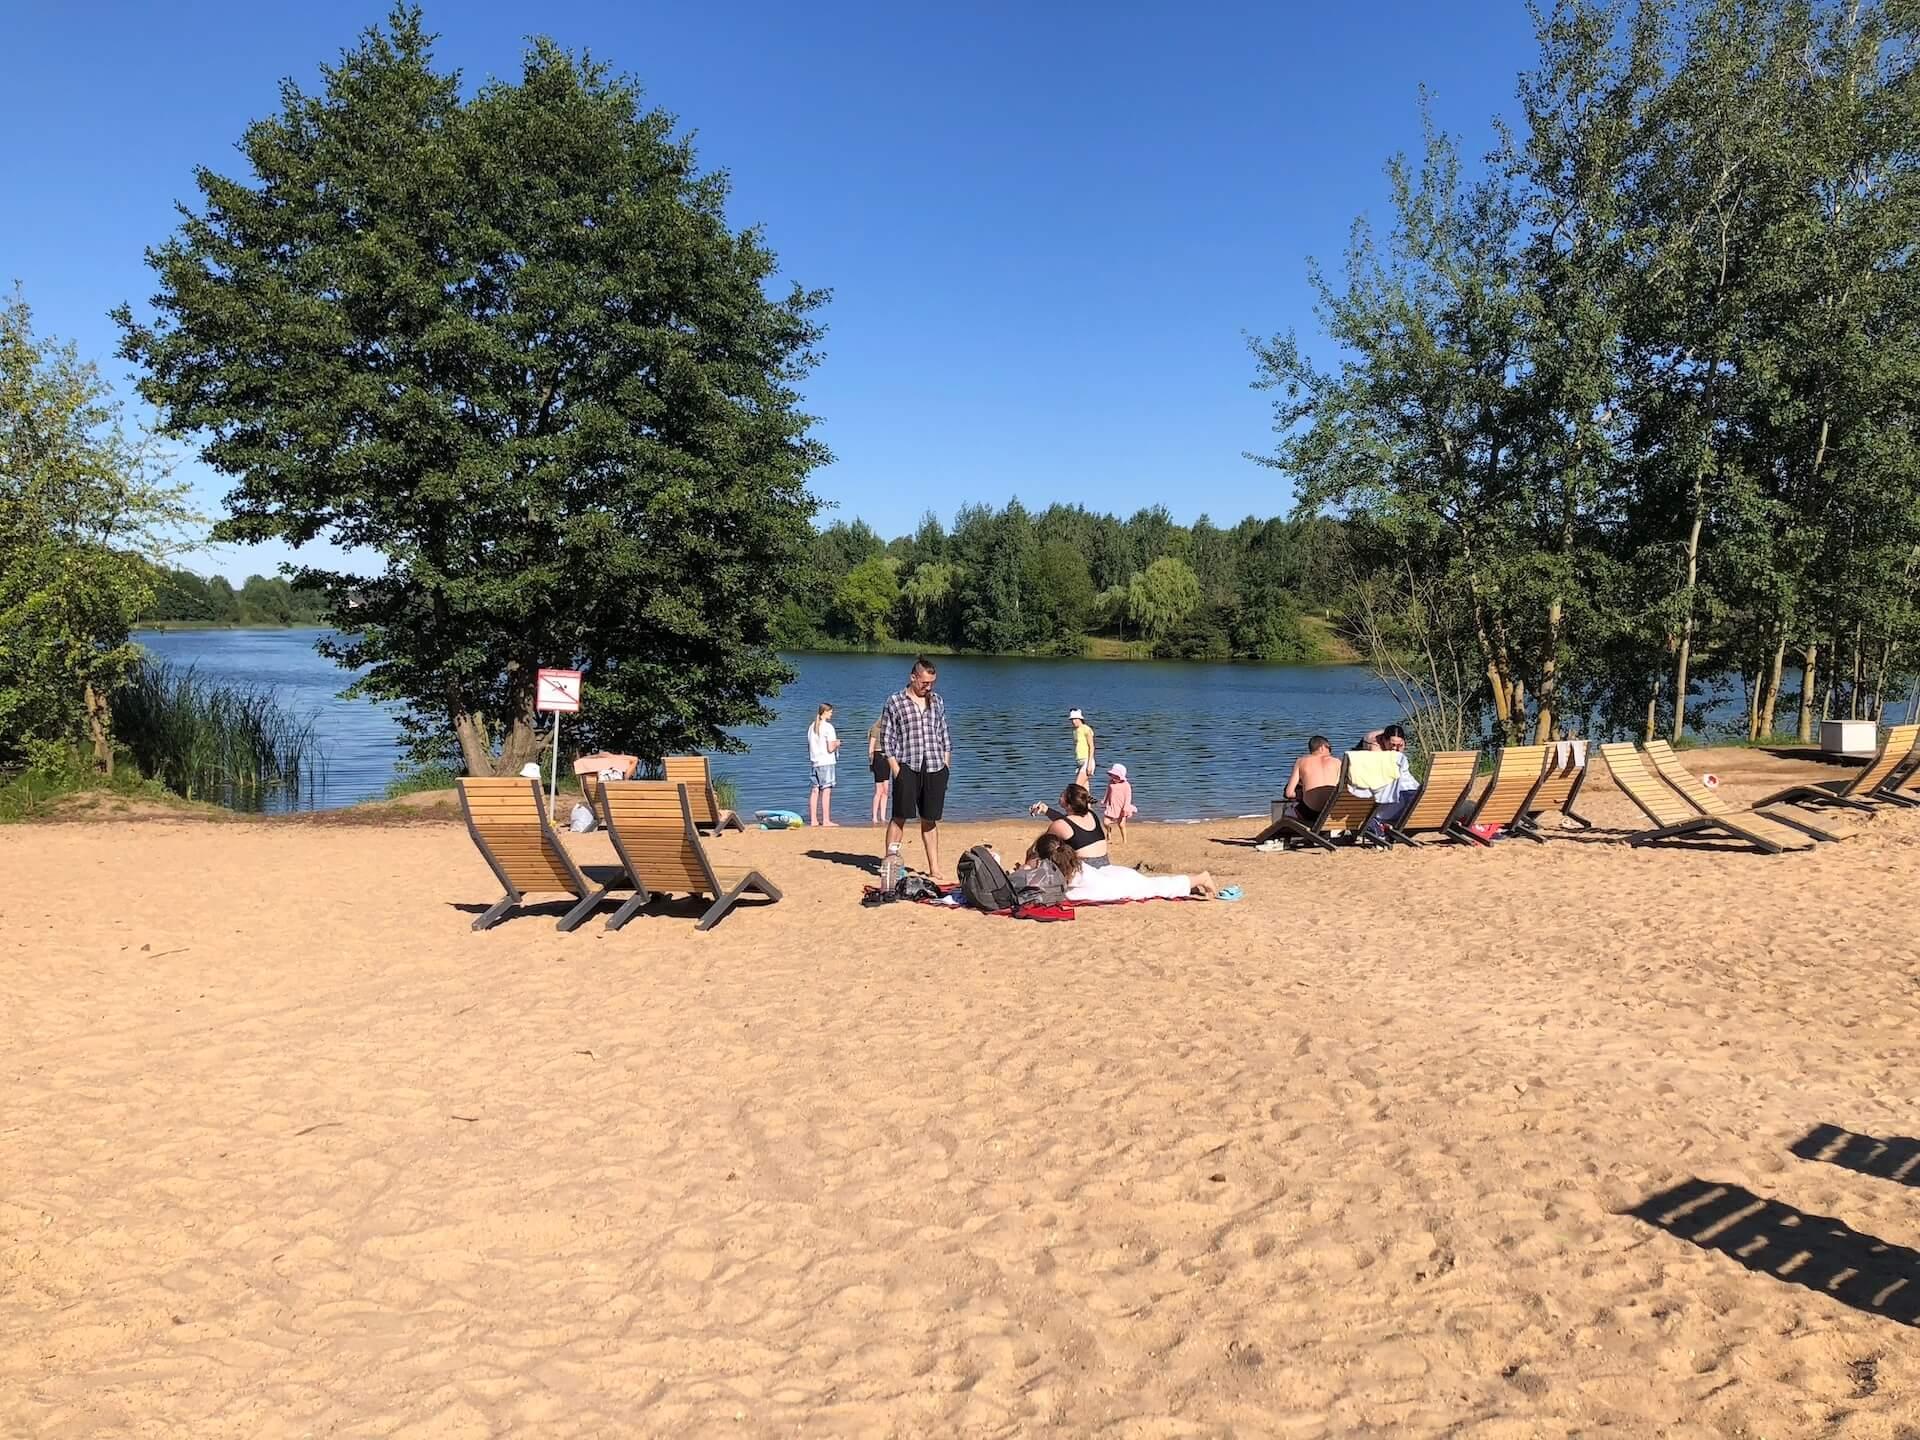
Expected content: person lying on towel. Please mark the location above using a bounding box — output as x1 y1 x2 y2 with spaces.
1029 834 1219 902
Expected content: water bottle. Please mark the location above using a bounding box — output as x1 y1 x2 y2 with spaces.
880 843 903 892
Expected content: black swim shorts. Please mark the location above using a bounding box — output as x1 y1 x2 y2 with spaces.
891 764 949 823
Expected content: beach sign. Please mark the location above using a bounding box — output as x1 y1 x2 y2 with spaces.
536 668 583 713
535 668 583 819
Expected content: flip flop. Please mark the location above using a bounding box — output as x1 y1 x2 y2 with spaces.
1217 885 1243 902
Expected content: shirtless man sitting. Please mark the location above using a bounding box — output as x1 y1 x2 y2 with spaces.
1283 735 1342 823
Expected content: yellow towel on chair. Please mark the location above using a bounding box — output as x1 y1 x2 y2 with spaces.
1345 750 1400 791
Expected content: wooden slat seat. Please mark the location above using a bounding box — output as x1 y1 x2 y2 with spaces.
1461 744 1553 842
1754 723 1920 814
1643 739 1854 844
1599 743 1813 854
598 781 780 931
1383 749 1481 846
458 777 616 931
663 756 747 834
1515 748 1594 837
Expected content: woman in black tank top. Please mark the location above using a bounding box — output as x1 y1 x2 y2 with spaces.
1028 783 1110 867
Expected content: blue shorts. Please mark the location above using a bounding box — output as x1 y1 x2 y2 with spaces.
811 762 836 789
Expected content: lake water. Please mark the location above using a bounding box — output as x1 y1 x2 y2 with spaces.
133 629 1397 819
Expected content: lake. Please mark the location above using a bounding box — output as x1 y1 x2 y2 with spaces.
132 629 1397 819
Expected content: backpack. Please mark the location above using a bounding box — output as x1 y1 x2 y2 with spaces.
1008 859 1065 909
956 845 1017 912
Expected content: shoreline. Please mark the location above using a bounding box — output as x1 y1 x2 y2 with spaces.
14 743 1865 827
133 624 1363 666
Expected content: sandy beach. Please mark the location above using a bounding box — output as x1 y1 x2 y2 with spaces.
4 748 1918 1437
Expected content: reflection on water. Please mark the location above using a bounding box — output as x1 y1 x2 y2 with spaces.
132 630 1757 820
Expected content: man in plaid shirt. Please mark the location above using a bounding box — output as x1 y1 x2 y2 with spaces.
882 656 953 880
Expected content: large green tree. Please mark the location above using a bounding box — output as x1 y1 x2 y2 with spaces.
1 291 193 772
116 8 828 773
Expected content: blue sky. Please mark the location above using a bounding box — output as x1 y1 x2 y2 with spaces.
2 1 1536 581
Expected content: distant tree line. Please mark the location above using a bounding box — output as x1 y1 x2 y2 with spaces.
1258 0 1920 749
773 503 1354 662
140 567 330 626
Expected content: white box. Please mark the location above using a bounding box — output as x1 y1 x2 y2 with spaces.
1820 718 1878 757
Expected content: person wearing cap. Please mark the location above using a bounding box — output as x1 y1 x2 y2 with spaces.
1067 708 1096 786
1100 762 1137 847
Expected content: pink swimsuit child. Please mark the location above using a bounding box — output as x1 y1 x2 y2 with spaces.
1102 764 1137 826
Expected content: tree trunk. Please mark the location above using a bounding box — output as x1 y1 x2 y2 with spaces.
1644 681 1660 743
1847 635 1859 720
1872 631 1894 724
1796 644 1818 743
453 710 495 776
82 682 113 776
499 709 542 775
1533 595 1563 744
1670 472 1707 742
1757 631 1786 739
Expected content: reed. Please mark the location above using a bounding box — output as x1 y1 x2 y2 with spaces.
111 660 322 808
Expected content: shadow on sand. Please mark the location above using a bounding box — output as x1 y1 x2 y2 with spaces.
804 848 883 876
1627 1177 1918 1326
1789 1124 1920 1190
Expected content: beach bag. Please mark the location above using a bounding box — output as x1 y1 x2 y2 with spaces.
957 845 1016 912
569 803 596 833
1008 859 1065 909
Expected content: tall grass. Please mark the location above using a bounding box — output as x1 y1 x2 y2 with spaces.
111 660 323 809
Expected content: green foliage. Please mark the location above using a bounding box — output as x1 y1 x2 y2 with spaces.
1256 0 1920 743
117 7 827 774
1128 558 1202 642
140 566 330 625
833 557 899 647
778 503 1343 661
1024 541 1097 646
1 289 195 772
110 660 321 807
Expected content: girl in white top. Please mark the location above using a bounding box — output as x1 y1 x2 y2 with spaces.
807 703 840 827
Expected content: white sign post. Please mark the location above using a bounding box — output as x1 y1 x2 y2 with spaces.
535 668 583 820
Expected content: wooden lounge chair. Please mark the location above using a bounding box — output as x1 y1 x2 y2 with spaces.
1515 746 1593 838
1598 743 1814 854
458 777 616 931
597 780 780 931
662 756 748 835
1753 723 1920 814
1247 754 1383 850
1457 744 1553 842
1642 739 1855 844
1381 749 1482 846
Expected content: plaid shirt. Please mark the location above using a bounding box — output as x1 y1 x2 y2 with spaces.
882 687 951 772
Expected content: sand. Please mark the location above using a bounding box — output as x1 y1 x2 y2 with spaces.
4 749 1918 1437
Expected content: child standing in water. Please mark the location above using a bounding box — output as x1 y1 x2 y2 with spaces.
807 703 840 827
1101 763 1137 847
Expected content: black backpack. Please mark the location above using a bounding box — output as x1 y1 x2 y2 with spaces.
957 844 1017 912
